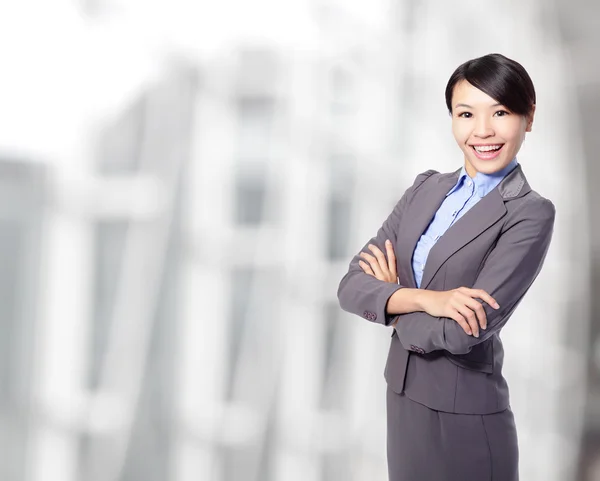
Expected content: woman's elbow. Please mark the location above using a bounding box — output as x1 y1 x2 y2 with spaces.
443 322 475 355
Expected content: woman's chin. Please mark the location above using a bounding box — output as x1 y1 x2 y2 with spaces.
465 156 510 175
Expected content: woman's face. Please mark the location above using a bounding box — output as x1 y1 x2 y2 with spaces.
450 79 535 178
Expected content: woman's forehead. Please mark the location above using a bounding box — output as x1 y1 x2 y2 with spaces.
452 81 501 108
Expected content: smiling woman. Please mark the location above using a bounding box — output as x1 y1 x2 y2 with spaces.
338 52 555 481
447 54 536 178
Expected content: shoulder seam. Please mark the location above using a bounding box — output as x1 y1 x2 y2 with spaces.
415 169 439 186
505 196 555 233
409 169 439 199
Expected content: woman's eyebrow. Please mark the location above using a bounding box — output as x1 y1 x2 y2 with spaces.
454 102 502 109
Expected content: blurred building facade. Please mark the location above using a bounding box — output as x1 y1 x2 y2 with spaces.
0 1 597 481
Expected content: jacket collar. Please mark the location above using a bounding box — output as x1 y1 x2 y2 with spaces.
446 158 519 199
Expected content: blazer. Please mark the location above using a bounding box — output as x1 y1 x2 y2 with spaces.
337 163 556 414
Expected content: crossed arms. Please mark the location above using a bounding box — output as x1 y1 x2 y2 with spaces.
337 171 556 356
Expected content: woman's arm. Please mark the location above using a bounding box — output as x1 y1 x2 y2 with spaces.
336 169 437 326
386 287 429 315
393 197 556 355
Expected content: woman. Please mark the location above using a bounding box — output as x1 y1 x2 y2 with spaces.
337 53 556 481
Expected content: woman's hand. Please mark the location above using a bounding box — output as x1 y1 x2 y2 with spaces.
358 242 499 336
419 288 500 338
358 240 398 284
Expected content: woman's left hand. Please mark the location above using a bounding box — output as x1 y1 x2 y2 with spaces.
358 239 398 284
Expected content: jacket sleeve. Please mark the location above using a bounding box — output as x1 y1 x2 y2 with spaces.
336 169 438 326
393 197 556 355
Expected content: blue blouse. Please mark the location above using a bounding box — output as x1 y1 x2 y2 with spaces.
411 158 519 287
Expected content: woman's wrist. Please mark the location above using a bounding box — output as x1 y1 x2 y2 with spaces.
414 289 431 313
388 287 430 315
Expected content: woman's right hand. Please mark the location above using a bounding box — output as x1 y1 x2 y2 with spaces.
419 288 500 338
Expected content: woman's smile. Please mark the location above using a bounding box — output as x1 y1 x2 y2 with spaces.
470 143 505 160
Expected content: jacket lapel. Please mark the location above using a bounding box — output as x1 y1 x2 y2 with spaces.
397 163 531 291
396 170 459 289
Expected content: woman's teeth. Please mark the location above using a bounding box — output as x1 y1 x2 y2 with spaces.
473 144 502 153
471 143 504 160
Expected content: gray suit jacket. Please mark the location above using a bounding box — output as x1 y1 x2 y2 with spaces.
337 164 556 414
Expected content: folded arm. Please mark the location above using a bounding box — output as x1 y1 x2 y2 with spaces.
393 197 556 355
337 170 437 326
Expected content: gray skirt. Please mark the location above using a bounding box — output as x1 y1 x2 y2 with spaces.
386 386 519 481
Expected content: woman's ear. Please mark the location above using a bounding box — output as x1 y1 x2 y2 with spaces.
525 104 536 132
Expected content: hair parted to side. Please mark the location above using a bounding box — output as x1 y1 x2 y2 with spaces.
445 53 536 117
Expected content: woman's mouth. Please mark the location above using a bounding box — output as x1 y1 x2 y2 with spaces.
470 144 504 160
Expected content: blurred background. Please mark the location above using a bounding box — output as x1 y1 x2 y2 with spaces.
0 0 598 480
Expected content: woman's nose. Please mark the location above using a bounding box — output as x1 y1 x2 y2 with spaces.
474 118 494 137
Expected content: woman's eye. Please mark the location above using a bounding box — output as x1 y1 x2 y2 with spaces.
458 110 508 118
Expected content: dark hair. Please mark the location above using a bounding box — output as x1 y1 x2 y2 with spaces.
445 53 536 117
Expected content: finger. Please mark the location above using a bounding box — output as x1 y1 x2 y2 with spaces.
368 244 390 279
385 239 397 278
476 289 500 309
462 287 500 309
465 298 488 330
449 310 472 335
358 260 375 276
363 249 386 281
454 302 479 338
360 252 385 280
